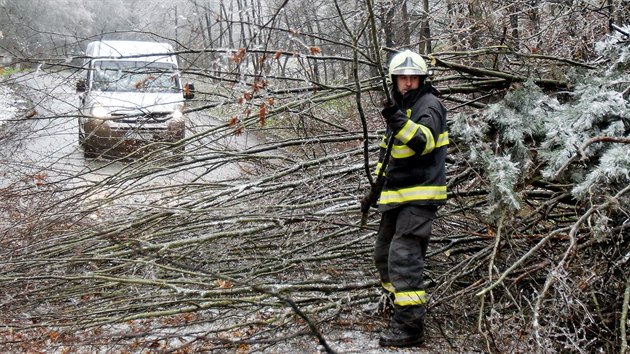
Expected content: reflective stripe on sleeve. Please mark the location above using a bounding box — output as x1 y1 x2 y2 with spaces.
394 290 427 306
374 162 384 177
419 124 435 155
379 135 388 148
390 132 447 159
391 144 415 159
379 185 447 204
394 120 420 145
435 131 449 148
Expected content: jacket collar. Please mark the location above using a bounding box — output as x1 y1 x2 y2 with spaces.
392 85 435 110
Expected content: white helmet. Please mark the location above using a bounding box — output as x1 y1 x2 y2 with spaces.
388 50 428 81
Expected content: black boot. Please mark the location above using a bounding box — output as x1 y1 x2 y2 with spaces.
379 305 425 347
379 321 424 347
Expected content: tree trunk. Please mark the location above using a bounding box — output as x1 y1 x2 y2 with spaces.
383 0 409 55
509 2 520 50
419 0 431 54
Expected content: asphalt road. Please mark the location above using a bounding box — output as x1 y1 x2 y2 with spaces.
0 69 259 190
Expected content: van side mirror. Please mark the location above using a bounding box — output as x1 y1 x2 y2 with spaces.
183 82 195 100
76 79 86 92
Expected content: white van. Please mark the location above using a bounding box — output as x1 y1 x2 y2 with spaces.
76 40 194 158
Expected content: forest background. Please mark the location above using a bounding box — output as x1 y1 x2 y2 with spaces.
0 0 629 353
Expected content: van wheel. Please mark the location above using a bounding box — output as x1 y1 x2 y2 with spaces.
168 132 185 160
172 144 185 161
83 145 98 159
79 130 98 159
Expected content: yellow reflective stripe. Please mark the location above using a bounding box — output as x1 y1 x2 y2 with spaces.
388 131 448 159
391 144 415 158
419 125 435 155
382 282 395 294
436 131 449 148
394 120 419 145
392 122 438 156
380 185 447 204
394 290 427 306
379 134 388 148
374 162 384 176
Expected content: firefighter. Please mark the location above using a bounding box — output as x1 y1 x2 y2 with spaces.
372 49 448 347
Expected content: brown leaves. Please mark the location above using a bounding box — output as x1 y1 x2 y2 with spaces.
231 76 276 134
240 80 269 102
25 109 37 119
215 279 234 289
229 116 244 136
33 172 47 186
258 103 267 127
230 48 246 64
48 330 60 342
252 79 267 93
309 46 321 55
235 78 274 129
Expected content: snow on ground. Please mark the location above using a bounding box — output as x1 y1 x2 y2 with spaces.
0 83 26 124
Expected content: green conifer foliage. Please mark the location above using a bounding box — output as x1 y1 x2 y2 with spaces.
452 31 629 217
447 29 629 352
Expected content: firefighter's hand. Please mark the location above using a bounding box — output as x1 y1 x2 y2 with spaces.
381 101 407 132
381 100 400 126
381 98 394 109
360 193 376 213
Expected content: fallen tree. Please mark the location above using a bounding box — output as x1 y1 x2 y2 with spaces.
1 21 629 354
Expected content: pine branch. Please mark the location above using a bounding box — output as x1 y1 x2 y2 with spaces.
553 136 630 179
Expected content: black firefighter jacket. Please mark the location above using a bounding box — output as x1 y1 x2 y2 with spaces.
376 85 449 212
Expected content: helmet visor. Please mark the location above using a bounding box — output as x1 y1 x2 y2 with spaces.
390 55 427 76
391 68 425 76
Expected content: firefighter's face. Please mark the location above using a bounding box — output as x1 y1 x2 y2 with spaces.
396 75 420 95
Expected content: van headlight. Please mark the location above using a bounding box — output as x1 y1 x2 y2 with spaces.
90 104 110 118
172 105 184 120
172 109 183 120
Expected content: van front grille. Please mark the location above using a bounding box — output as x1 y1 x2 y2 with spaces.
112 112 171 124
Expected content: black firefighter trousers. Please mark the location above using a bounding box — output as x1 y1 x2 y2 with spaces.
373 204 436 328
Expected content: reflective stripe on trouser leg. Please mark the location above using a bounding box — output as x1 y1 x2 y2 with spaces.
394 290 427 306
381 282 395 294
388 205 434 306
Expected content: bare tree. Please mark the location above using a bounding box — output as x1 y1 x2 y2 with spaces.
0 0 628 353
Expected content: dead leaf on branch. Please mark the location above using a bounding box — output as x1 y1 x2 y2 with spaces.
230 48 246 64
258 103 267 127
216 279 234 289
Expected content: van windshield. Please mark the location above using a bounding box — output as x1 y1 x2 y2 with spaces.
92 60 180 93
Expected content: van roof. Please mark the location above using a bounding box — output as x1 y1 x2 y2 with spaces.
85 40 177 65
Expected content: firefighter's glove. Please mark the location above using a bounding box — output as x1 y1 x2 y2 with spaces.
360 193 376 213
381 103 406 132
